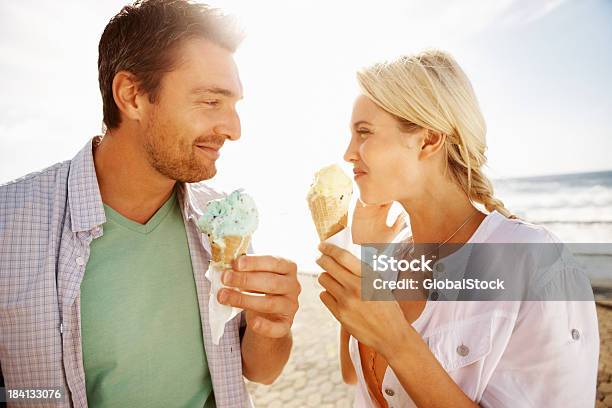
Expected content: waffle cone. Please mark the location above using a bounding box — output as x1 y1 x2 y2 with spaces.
308 195 348 241
211 235 251 267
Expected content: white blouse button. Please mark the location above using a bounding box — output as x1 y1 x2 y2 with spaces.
75 257 85 266
571 329 580 340
457 344 470 357
384 388 395 397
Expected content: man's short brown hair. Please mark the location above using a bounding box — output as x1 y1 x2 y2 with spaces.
98 0 243 129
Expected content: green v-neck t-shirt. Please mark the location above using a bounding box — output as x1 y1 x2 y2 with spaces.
80 187 215 407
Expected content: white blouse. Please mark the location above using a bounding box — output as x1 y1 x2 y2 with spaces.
349 211 599 407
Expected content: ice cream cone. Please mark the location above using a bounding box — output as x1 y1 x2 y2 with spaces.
307 165 352 241
210 235 251 267
308 195 349 241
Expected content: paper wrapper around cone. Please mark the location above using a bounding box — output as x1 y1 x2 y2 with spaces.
308 195 349 241
206 234 251 345
211 235 251 267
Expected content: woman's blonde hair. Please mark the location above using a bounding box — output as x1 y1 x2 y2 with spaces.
357 49 515 218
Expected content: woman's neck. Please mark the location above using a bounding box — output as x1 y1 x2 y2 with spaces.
399 182 486 245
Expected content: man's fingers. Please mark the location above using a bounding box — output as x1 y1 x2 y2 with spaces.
234 255 297 275
218 289 298 316
222 270 300 295
318 243 362 277
249 315 291 338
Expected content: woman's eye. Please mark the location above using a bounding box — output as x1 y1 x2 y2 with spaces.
356 129 371 138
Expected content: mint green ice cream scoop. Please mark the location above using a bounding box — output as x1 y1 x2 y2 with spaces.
196 190 259 244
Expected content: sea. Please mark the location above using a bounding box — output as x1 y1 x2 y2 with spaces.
496 170 612 290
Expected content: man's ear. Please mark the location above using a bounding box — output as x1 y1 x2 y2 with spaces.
419 129 446 160
111 71 147 124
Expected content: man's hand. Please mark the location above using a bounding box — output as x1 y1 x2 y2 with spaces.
218 255 301 338
218 255 300 384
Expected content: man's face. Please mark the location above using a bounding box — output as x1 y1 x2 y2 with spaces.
141 38 243 183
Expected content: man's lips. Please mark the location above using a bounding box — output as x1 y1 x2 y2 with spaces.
195 144 222 160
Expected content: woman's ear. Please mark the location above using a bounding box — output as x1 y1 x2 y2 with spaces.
419 129 446 160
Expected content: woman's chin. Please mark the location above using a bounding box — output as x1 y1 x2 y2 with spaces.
357 193 387 206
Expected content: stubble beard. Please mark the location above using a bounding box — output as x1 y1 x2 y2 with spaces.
143 114 217 183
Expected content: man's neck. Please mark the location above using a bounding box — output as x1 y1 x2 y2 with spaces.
93 131 177 225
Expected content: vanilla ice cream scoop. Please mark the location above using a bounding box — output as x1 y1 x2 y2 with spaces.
307 165 353 241
307 164 353 199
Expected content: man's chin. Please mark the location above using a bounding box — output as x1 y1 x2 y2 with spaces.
180 168 216 183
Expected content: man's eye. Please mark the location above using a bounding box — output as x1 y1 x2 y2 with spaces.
201 100 220 106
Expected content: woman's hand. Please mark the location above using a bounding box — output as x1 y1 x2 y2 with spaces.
351 200 407 244
316 242 411 356
317 243 480 408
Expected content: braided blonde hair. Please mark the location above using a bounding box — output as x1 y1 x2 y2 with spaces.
356 49 515 218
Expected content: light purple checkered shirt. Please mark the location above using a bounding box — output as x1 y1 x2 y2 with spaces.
0 136 253 407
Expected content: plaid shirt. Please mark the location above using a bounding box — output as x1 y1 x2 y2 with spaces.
0 136 252 408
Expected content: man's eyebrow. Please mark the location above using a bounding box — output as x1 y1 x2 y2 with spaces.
191 86 242 99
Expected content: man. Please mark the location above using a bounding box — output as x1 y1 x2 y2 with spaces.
0 1 300 407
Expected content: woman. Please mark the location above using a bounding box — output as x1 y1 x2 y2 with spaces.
316 49 599 407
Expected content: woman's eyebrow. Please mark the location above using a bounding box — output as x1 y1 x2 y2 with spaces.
352 120 373 128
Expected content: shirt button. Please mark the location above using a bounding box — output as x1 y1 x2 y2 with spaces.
571 329 580 340
384 388 395 397
75 257 85 266
430 291 439 301
457 344 470 357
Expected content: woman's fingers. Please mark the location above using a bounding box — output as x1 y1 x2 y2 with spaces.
318 271 344 298
316 252 360 290
319 290 340 321
318 243 362 277
391 211 408 235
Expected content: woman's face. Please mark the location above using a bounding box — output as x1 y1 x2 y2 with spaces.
344 94 429 205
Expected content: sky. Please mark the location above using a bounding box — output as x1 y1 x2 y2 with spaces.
1 0 611 270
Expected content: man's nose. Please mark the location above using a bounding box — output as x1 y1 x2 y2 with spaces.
214 109 241 141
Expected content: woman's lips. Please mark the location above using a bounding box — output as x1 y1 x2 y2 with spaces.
195 145 221 160
353 169 367 180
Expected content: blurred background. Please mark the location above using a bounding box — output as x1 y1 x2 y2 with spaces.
1 0 611 272
2 1 612 407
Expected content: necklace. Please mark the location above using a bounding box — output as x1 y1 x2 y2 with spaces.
407 210 480 258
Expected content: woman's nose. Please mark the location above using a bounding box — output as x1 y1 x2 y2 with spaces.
343 136 359 163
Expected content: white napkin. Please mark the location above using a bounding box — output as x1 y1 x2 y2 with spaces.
205 262 243 345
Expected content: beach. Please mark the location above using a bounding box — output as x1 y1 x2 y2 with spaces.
246 274 612 407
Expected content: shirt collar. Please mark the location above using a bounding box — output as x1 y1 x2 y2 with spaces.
68 136 106 233
68 136 215 242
